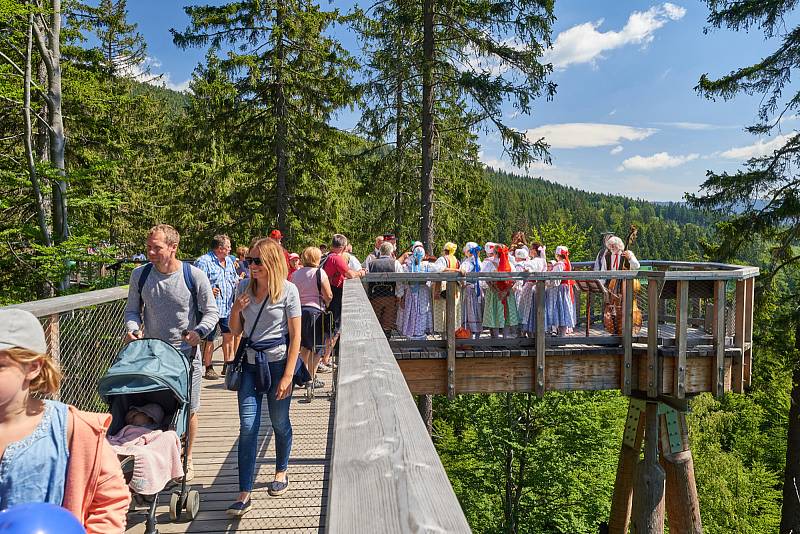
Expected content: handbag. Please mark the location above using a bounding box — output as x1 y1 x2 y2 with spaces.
225 291 269 391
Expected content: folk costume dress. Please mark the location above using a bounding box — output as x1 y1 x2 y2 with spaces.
460 243 484 335
432 245 461 334
545 248 576 332
482 246 520 329
396 246 439 339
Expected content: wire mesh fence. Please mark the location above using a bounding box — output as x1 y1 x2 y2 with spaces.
40 298 128 411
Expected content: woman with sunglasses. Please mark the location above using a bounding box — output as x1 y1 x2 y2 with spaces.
227 239 302 516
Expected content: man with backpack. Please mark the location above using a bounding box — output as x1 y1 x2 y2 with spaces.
123 224 219 482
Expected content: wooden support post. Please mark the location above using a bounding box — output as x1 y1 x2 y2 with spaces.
712 281 726 397
609 399 645 534
586 291 592 337
659 406 703 534
744 277 754 388
674 281 688 399
647 281 660 398
445 281 457 400
622 278 634 396
46 313 60 400
733 280 746 393
703 301 712 334
631 401 665 534
535 280 546 398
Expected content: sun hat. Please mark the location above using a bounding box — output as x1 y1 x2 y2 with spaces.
0 309 47 354
130 403 165 425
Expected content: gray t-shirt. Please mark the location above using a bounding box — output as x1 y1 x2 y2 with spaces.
124 263 219 353
236 279 301 363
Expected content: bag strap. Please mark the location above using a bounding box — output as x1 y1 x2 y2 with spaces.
182 262 203 327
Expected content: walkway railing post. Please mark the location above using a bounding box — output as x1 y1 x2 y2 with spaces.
446 280 457 399
535 279 546 397
622 278 634 396
712 280 726 397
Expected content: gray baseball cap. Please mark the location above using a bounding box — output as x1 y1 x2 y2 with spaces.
0 309 48 354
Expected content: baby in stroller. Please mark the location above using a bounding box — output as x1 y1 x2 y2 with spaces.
99 338 202 533
108 403 183 495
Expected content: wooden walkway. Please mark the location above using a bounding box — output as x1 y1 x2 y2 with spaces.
126 355 334 534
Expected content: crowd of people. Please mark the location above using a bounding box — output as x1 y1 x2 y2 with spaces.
0 223 639 531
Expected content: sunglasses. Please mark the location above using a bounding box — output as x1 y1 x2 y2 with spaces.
244 257 264 266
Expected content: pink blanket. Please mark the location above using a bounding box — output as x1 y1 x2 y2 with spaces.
108 425 183 495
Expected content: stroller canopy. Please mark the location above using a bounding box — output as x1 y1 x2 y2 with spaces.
98 338 190 404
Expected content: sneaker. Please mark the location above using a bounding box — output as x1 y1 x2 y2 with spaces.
204 367 219 380
317 363 332 374
268 475 289 496
226 499 252 517
184 460 195 482
305 378 325 388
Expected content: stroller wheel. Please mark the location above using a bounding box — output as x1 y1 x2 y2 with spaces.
169 492 181 522
185 489 200 520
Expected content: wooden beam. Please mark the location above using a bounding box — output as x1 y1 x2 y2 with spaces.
733 280 746 393
45 313 60 401
623 278 634 395
609 399 646 534
648 280 660 397
744 277 754 388
1 286 128 318
631 402 665 534
445 281 457 400
712 280 726 397
674 281 689 399
536 280 546 397
659 408 703 534
329 280 471 533
398 352 734 396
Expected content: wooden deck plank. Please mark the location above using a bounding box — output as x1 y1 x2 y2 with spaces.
124 353 333 534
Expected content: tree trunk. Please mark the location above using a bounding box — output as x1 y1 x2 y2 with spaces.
394 70 404 240
23 11 51 247
419 0 435 254
274 6 289 236
780 321 800 533
417 394 432 435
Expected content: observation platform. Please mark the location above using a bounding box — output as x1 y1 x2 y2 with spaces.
1 259 757 534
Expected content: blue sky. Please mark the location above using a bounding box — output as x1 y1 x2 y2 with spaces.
123 0 796 201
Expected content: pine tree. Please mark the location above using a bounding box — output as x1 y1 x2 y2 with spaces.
687 1 800 530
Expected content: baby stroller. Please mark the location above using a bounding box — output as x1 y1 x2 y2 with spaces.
98 339 200 533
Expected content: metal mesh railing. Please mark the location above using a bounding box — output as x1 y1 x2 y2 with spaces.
40 299 128 411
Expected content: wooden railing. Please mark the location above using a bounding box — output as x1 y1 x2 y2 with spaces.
327 280 472 533
362 260 757 401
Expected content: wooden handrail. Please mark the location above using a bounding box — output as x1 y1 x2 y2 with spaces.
0 286 129 317
328 280 471 533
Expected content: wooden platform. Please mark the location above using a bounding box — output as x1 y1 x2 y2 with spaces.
125 356 334 534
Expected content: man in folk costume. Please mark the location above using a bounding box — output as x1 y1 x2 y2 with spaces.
432 242 461 334
482 243 520 338
596 234 640 273
460 242 484 338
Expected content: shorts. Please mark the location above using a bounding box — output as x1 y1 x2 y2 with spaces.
300 306 325 352
183 347 203 413
204 316 231 341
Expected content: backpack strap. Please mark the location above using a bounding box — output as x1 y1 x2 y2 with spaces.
182 262 203 328
137 263 154 296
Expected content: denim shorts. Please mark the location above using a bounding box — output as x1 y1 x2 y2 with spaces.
204 316 231 341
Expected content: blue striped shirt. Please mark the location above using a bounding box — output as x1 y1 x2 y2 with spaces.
194 251 238 318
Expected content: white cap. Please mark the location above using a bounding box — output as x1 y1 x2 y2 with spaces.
514 248 530 260
0 309 47 354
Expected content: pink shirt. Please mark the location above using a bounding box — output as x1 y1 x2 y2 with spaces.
292 266 329 310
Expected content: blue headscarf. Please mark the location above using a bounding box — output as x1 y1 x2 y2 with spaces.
470 245 482 297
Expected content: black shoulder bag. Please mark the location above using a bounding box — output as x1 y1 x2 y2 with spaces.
225 292 269 391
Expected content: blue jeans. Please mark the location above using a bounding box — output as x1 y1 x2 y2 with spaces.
237 359 293 492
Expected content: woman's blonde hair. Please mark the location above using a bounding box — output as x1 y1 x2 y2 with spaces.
4 348 61 395
249 238 287 303
236 246 248 258
301 246 322 268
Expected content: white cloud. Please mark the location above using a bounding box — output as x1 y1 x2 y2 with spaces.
654 121 733 130
610 145 624 155
609 109 617 116
617 151 698 171
525 123 657 149
718 134 793 160
544 3 686 69
122 56 191 93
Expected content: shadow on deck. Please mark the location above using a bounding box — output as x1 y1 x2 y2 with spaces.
125 354 334 534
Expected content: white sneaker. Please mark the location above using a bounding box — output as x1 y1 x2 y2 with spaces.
317 363 332 374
